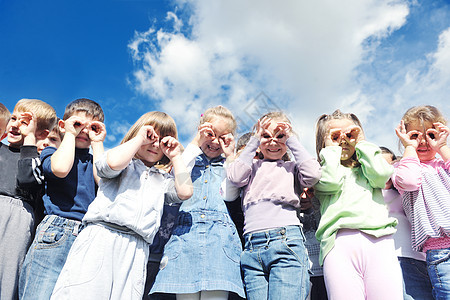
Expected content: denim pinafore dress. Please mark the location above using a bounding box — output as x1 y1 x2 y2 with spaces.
150 154 244 297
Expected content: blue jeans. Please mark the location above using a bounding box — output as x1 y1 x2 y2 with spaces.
18 215 84 300
241 225 310 300
427 248 450 300
398 257 433 300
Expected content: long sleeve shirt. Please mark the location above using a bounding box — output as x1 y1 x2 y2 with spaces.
314 141 397 265
83 153 182 243
0 143 43 208
392 157 450 251
227 136 321 234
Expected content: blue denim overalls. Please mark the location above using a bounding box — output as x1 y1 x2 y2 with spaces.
150 154 245 298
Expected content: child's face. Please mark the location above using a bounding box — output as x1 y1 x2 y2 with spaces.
36 130 62 153
6 110 26 147
200 117 232 159
0 117 8 140
136 131 164 167
328 119 356 162
68 111 96 149
406 120 437 162
259 119 288 160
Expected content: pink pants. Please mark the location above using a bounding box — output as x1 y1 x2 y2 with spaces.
323 229 403 300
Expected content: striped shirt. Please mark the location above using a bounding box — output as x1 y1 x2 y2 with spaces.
392 157 450 251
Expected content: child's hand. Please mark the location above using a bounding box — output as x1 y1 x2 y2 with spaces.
395 120 421 149
255 116 271 139
137 125 159 145
160 136 182 159
18 112 37 138
88 121 106 143
273 121 291 144
342 125 364 147
218 133 235 158
193 122 215 147
325 128 342 147
64 116 87 136
426 122 449 152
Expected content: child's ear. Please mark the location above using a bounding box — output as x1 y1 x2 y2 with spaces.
58 119 66 133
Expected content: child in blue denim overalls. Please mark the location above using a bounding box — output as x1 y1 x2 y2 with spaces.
151 106 245 300
227 111 322 300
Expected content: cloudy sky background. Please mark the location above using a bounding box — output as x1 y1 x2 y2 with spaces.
1 0 449 156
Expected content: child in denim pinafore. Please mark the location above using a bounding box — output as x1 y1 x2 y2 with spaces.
151 106 245 300
227 112 322 300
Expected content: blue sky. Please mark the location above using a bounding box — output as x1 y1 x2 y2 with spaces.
1 0 449 154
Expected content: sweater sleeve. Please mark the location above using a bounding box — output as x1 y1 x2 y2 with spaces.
226 136 259 188
356 141 393 189
392 157 422 192
287 136 321 188
182 143 203 173
17 145 44 187
314 146 344 195
95 151 123 179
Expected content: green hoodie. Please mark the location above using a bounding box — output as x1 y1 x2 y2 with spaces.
315 141 397 265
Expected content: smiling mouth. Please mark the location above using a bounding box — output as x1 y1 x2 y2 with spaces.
207 145 220 151
9 131 20 136
267 149 280 152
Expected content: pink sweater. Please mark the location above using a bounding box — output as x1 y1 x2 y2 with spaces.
392 157 450 251
227 136 321 234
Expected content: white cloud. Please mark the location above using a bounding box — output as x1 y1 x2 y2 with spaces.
128 0 422 153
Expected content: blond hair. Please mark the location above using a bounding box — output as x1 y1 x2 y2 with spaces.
63 98 104 122
199 105 237 135
121 111 178 166
14 99 57 133
315 109 363 167
401 105 446 131
0 102 10 122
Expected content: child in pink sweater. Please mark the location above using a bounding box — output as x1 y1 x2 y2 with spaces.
392 105 450 299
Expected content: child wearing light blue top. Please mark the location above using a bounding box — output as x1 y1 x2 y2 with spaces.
50 111 192 300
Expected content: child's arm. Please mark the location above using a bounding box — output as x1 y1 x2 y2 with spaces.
161 136 193 200
88 121 106 184
314 146 344 194
19 112 38 146
392 120 425 191
427 122 450 162
106 125 157 171
395 120 420 160
227 136 259 187
16 112 44 188
392 157 422 192
50 116 85 178
356 142 393 189
286 136 321 188
227 118 272 186
314 128 345 195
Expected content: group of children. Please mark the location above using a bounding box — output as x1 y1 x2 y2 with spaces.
0 98 448 300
